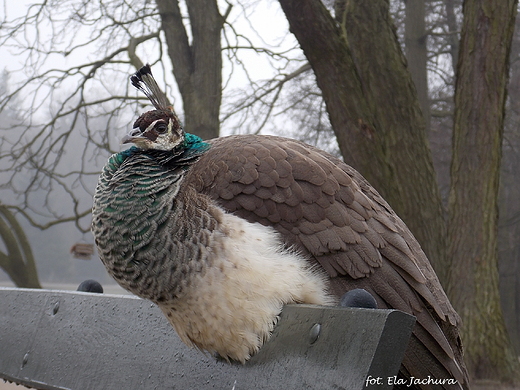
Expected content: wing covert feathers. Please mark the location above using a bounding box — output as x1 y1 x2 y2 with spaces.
186 134 468 389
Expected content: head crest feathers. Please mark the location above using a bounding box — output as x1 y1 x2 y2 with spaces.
130 64 173 112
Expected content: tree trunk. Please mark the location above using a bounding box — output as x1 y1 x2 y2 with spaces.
404 0 430 133
447 0 519 382
0 206 41 288
445 0 461 74
499 14 520 356
155 0 223 140
279 0 448 284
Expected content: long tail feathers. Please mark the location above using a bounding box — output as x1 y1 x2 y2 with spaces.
131 64 171 111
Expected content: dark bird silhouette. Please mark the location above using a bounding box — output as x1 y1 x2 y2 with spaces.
92 64 469 389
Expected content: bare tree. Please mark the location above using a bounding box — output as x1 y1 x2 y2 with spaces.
155 0 225 140
499 13 520 354
0 205 41 288
404 0 430 133
279 0 448 284
0 0 163 232
279 0 520 384
0 0 300 232
447 0 520 381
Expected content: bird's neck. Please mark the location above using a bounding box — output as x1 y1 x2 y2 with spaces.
118 133 210 167
93 133 215 301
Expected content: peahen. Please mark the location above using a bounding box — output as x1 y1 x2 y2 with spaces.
92 64 469 389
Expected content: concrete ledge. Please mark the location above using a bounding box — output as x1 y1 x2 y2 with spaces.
0 287 415 389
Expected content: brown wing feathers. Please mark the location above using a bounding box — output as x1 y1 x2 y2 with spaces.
186 134 467 388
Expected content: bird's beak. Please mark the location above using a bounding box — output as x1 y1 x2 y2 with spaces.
121 128 147 144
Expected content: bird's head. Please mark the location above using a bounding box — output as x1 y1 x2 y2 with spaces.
122 108 184 151
123 64 185 151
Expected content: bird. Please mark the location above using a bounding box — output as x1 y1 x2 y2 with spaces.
92 64 469 389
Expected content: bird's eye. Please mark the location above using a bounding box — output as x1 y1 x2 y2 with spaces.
156 122 168 134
